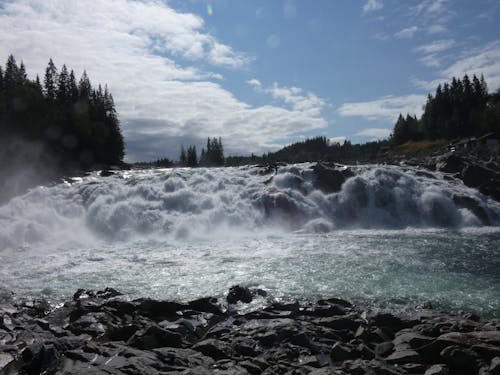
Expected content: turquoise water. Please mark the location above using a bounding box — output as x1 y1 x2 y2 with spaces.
1 165 499 315
1 229 499 316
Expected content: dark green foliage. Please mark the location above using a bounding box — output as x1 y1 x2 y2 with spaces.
186 145 198 167
225 136 388 166
179 145 187 165
420 74 490 141
199 137 224 166
391 114 422 145
0 55 125 171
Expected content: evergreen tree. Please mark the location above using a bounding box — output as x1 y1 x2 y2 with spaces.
187 145 198 167
179 145 187 165
57 64 69 104
44 58 58 100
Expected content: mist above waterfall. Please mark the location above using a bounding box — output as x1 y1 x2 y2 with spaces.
1 163 499 250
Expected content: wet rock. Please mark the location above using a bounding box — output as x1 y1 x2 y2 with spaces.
462 163 497 188
330 342 355 362
370 313 405 331
313 316 360 331
425 364 450 375
127 325 183 349
188 297 224 315
440 345 480 373
375 341 394 358
0 353 14 370
435 154 465 174
227 285 267 305
312 162 354 193
227 285 253 304
385 349 421 365
453 194 490 225
136 299 186 319
192 338 232 360
490 357 500 375
393 332 434 349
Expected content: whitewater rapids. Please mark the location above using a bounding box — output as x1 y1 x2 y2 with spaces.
1 163 499 315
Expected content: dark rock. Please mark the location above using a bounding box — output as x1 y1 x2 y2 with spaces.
227 285 253 304
330 342 355 362
21 344 60 375
127 325 183 349
136 299 186 319
401 363 425 373
188 297 224 315
0 353 14 370
424 364 450 375
370 313 405 331
462 163 497 188
435 154 465 174
490 357 500 375
440 345 480 373
472 344 500 360
303 304 346 317
312 162 354 193
375 342 394 358
313 316 360 331
192 338 232 360
393 332 434 349
385 349 421 365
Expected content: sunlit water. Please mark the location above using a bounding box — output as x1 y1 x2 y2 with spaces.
1 164 499 315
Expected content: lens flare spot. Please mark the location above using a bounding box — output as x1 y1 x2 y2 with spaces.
207 4 213 16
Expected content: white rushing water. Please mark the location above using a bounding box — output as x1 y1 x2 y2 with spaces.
1 163 500 315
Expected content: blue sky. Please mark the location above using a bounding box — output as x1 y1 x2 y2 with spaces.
1 0 500 161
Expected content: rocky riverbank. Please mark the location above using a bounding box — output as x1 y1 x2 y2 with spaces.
1 287 500 374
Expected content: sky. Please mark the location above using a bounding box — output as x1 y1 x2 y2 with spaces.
1 0 500 162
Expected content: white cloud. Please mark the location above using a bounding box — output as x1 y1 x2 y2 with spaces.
338 95 425 121
363 0 383 13
355 128 392 138
419 54 441 68
329 136 346 145
412 40 500 93
442 40 500 90
0 0 329 161
427 25 447 35
394 26 418 39
414 39 455 54
248 80 326 116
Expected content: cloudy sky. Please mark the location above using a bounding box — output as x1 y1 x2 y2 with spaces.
1 0 500 161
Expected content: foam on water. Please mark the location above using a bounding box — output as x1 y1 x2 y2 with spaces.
1 164 499 315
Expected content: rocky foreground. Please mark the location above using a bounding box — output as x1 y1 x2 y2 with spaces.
1 287 500 375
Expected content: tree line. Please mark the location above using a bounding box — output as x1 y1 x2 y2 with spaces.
225 136 388 166
179 137 225 167
391 74 500 145
0 55 125 171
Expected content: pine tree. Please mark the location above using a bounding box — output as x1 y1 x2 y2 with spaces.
179 145 187 165
69 70 79 103
44 58 58 100
187 145 198 167
78 70 91 99
57 64 69 103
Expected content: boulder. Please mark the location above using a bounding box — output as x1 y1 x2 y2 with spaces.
425 364 450 375
435 154 465 174
312 162 354 193
192 339 232 360
127 325 183 349
452 195 490 225
490 357 500 375
461 163 497 188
